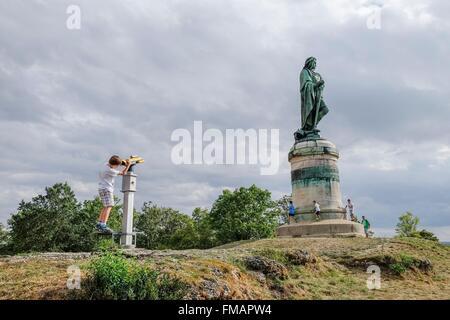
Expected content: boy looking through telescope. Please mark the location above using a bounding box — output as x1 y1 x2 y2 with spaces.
96 155 131 233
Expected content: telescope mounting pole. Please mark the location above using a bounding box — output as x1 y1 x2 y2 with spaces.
120 165 137 248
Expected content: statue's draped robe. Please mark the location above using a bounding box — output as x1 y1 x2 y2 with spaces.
300 68 329 131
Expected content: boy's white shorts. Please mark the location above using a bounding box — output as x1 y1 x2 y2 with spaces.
98 189 114 207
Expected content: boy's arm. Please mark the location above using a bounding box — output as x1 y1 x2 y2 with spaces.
119 160 132 175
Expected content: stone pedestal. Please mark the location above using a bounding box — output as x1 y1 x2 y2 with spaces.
277 137 364 237
289 137 346 221
277 219 365 238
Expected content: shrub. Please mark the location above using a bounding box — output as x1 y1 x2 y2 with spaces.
94 238 120 253
389 254 417 275
412 229 439 242
82 252 188 300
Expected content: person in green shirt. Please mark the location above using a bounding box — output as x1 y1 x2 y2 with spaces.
361 216 370 238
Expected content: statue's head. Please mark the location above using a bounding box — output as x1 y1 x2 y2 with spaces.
304 56 317 70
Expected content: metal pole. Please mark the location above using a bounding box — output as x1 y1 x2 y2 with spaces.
121 171 137 248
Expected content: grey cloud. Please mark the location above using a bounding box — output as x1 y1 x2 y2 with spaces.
0 0 449 239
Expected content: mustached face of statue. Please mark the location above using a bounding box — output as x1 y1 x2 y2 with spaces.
294 57 329 142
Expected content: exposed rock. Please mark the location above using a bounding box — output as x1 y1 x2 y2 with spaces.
190 279 232 300
244 256 288 279
0 252 93 263
250 271 267 284
286 249 317 265
211 267 224 277
416 258 433 272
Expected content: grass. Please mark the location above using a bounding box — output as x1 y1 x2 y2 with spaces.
0 237 449 300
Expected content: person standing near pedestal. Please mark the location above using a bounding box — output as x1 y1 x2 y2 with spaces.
313 200 321 221
345 199 354 220
361 216 371 238
288 201 296 224
97 155 131 234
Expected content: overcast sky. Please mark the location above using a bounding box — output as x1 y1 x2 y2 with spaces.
1 0 449 240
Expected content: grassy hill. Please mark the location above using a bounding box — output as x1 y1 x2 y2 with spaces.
0 237 449 299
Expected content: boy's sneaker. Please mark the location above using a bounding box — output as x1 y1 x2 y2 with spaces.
96 222 113 234
101 226 114 234
95 222 104 231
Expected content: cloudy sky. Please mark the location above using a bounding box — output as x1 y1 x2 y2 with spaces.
1 0 449 240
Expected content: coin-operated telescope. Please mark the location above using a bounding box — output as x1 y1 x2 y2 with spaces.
120 155 144 248
121 155 144 173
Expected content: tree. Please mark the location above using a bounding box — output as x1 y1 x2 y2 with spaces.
8 182 122 253
8 183 82 252
192 207 217 249
135 202 198 250
395 211 439 242
276 195 292 225
209 185 280 245
0 223 10 253
415 229 439 242
395 212 419 237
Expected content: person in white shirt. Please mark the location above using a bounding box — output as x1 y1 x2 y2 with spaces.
345 199 354 220
97 155 131 233
313 200 320 221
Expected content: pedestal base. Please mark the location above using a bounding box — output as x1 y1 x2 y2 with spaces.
296 212 346 222
277 219 365 238
289 137 346 219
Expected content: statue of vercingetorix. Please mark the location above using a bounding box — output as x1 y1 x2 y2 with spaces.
295 57 329 141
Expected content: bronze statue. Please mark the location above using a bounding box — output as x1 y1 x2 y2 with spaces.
295 57 329 141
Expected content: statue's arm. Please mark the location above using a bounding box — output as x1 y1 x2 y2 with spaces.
315 80 325 89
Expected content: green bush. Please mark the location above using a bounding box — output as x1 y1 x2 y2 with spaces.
94 238 120 253
411 229 440 242
389 254 416 275
82 252 188 300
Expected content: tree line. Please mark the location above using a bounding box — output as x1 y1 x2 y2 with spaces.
0 182 282 254
0 183 439 255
